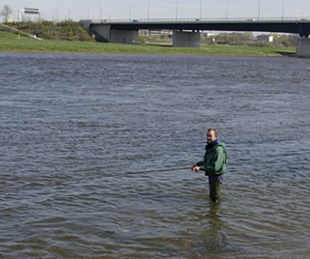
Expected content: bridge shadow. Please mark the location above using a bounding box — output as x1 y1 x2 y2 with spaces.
145 43 173 48
273 50 296 57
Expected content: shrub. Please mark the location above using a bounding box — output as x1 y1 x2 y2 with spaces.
138 35 145 44
4 20 94 41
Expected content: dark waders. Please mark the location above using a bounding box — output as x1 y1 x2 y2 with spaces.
209 175 223 202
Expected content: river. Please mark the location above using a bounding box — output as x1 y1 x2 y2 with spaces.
1 53 310 258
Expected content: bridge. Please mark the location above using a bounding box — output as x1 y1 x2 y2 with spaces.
80 18 310 57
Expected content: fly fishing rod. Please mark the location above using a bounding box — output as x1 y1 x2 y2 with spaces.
2 166 191 192
64 166 192 183
112 166 191 177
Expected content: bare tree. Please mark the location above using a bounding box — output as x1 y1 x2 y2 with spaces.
1 5 13 22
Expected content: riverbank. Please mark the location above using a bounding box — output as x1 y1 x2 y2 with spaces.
0 31 296 56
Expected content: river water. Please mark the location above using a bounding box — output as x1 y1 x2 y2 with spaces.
1 53 310 258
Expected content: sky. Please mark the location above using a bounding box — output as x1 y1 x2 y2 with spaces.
3 0 310 22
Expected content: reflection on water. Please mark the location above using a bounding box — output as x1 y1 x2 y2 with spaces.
203 203 227 251
1 53 310 258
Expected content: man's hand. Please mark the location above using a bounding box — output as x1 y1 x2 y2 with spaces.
191 165 200 172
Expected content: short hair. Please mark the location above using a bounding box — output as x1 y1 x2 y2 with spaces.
207 128 218 137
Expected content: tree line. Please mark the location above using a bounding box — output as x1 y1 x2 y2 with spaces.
203 32 299 48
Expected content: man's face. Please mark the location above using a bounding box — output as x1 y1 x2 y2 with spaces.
207 130 217 143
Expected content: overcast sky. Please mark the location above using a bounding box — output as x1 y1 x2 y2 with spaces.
4 0 310 22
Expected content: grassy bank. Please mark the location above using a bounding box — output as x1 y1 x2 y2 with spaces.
0 31 296 56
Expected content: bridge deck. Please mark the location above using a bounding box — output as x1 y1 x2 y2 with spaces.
81 19 310 37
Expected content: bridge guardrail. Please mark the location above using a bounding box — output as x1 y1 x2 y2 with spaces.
85 16 310 24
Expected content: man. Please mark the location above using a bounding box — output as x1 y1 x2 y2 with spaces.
191 128 227 202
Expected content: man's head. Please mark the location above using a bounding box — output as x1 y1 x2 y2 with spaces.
207 128 218 143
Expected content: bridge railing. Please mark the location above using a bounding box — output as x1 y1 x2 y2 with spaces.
86 16 310 24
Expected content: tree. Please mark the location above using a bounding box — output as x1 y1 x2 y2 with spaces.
1 5 13 22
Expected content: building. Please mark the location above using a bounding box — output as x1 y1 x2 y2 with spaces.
257 35 273 42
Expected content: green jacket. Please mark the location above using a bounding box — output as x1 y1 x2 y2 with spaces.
197 141 227 176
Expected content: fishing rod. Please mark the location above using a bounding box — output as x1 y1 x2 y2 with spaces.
57 166 192 184
113 166 191 177
2 166 191 193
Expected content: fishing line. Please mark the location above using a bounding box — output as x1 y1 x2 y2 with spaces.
1 166 191 193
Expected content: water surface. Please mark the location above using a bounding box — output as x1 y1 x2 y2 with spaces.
1 53 310 258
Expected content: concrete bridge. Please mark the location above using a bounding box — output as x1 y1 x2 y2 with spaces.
80 18 310 57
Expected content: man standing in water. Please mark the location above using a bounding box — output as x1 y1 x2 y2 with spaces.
192 128 227 202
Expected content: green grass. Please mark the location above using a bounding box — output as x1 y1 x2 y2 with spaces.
0 31 296 56
0 31 19 39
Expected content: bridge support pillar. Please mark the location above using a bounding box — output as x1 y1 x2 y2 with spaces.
83 23 138 44
173 30 201 48
110 29 138 44
89 24 111 42
296 37 310 58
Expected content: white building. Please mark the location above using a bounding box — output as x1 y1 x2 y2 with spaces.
257 35 273 42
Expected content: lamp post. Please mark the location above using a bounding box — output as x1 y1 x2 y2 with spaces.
148 0 150 21
258 0 261 20
100 2 102 20
129 4 131 21
226 1 228 20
